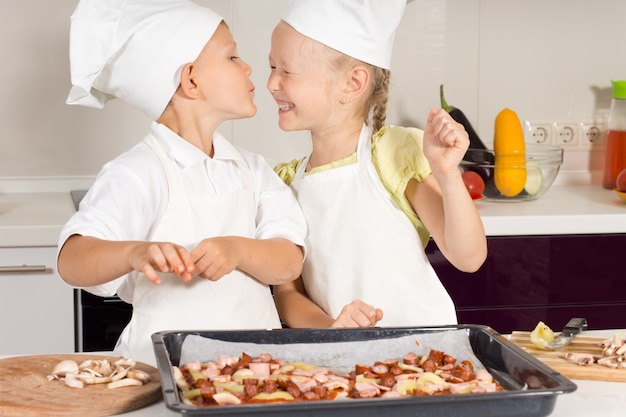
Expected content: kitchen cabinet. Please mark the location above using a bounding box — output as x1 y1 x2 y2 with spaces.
0 246 74 354
426 233 626 334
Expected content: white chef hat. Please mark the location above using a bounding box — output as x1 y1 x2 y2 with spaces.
281 0 407 70
66 0 223 120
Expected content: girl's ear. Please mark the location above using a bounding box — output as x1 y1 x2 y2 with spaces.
179 62 200 98
342 66 370 102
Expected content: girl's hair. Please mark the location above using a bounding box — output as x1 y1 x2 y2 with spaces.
366 66 390 133
318 43 390 133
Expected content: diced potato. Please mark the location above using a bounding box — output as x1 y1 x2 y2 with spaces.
395 379 418 395
397 363 423 373
251 390 295 401
355 374 380 384
214 381 245 394
288 362 318 371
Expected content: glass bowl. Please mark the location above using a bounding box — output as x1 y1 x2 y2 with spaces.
460 144 563 202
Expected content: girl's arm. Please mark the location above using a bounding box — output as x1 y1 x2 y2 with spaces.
190 237 304 285
274 278 383 328
273 278 335 327
406 108 487 272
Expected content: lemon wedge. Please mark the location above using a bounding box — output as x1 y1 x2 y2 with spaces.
530 321 555 349
524 166 543 195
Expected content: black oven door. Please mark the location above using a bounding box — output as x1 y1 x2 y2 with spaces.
74 289 133 352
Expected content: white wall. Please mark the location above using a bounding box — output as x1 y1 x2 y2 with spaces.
1 0 625 178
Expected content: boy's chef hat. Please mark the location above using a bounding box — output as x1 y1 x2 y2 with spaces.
66 0 223 120
281 0 407 70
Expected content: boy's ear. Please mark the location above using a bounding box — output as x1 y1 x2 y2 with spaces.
179 62 200 98
342 66 370 101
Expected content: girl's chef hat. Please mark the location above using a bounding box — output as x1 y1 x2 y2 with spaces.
66 0 222 120
281 0 407 70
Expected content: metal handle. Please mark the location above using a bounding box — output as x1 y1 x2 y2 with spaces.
563 317 588 334
0 265 48 273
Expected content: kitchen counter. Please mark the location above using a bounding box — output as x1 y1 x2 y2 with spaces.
0 177 92 247
475 182 626 236
2 329 621 417
2 175 626 247
117 380 625 417
102 329 626 417
0 191 76 247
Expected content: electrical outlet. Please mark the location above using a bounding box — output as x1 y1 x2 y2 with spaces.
524 119 553 144
579 119 606 149
553 120 579 147
526 118 606 150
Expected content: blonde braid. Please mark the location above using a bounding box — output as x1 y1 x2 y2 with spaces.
365 67 390 134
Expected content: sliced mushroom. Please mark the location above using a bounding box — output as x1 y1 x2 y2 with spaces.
127 369 151 384
110 365 130 381
75 373 112 385
49 356 145 390
107 378 144 389
64 372 85 389
51 360 79 378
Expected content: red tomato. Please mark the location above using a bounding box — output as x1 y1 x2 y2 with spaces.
462 170 485 200
617 168 626 192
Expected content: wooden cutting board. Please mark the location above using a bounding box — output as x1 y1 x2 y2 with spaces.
0 354 162 417
509 331 626 382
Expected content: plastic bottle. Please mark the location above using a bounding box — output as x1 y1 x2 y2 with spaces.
603 80 626 189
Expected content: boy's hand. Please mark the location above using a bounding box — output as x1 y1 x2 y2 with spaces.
190 237 239 281
331 300 383 328
423 108 469 174
130 242 194 284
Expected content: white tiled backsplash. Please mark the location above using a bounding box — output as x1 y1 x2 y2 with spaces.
1 0 624 179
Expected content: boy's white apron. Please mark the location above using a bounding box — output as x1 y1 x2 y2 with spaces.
116 131 281 361
291 125 457 327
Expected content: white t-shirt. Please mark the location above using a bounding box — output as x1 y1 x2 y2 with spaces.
58 122 306 299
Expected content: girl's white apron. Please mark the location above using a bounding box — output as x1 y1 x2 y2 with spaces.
116 131 281 361
291 125 457 327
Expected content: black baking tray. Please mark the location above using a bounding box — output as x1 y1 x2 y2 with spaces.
152 324 576 417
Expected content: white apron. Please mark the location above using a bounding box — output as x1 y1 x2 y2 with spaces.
291 125 457 327
116 131 281 362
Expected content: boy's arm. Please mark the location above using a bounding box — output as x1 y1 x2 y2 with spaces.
57 234 195 286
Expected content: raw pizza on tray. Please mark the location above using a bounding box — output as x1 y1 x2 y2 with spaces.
174 348 504 406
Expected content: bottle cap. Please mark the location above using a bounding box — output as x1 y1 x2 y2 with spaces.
612 80 626 99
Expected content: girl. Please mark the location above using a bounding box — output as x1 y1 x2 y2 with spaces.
58 0 306 362
268 0 487 328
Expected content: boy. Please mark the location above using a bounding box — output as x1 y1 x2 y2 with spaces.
58 0 306 362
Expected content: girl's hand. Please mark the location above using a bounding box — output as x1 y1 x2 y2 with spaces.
190 237 239 281
331 300 383 327
423 108 470 174
129 242 195 284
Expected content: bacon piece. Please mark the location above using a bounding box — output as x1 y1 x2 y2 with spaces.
563 352 595 366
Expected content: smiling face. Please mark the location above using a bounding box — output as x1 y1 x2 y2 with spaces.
194 23 257 122
267 22 346 133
